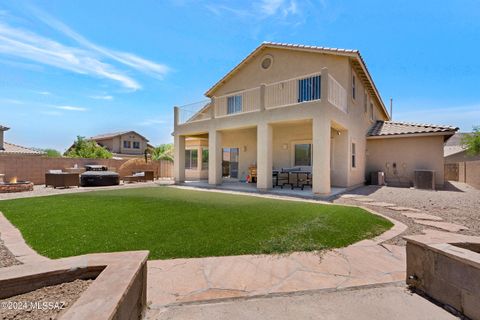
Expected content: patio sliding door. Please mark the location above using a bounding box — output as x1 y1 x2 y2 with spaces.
222 148 239 179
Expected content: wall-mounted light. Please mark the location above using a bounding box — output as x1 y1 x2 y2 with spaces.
282 143 288 150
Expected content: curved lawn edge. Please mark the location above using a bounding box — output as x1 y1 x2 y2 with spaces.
0 187 401 259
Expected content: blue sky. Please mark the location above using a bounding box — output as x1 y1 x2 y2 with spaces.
1 0 479 151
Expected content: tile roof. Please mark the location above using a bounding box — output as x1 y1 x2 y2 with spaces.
367 121 458 138
0 142 44 155
91 131 149 142
444 145 465 157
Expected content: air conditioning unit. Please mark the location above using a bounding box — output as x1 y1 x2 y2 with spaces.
414 170 435 190
370 171 385 186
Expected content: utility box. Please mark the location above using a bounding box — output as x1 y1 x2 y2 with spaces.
370 171 385 186
414 170 435 190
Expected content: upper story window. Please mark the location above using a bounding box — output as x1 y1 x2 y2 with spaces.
352 74 356 100
363 91 368 113
123 140 131 148
133 141 140 149
370 102 374 121
298 75 321 103
227 95 242 114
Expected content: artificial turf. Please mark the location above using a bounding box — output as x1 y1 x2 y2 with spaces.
0 187 392 260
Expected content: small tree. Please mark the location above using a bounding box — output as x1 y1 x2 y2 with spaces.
64 136 113 159
461 126 480 155
43 149 62 157
151 143 174 161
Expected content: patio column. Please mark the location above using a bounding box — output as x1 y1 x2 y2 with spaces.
208 130 223 185
312 117 331 194
257 123 273 190
197 146 203 173
174 134 185 183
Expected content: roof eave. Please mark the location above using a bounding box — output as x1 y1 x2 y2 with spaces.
367 131 458 140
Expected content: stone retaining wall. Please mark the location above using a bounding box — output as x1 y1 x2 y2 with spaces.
405 233 480 320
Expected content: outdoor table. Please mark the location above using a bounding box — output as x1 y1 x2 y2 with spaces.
286 170 312 190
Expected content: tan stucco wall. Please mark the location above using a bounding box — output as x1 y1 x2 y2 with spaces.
366 136 445 187
221 128 257 180
185 138 209 180
444 151 480 164
119 133 148 155
175 47 390 190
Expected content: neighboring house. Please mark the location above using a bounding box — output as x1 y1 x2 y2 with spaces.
444 132 480 163
173 42 457 193
89 131 153 158
0 125 44 156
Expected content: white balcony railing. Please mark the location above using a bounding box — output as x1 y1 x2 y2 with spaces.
177 71 349 125
177 100 212 125
215 87 261 117
328 74 347 113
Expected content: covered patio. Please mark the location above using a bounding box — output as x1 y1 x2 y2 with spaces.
174 118 352 198
179 180 347 200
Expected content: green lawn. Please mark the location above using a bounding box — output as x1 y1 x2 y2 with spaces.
0 187 392 260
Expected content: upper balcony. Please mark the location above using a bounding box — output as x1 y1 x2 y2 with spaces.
175 68 347 126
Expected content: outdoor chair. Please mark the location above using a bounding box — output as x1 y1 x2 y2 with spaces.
45 171 80 188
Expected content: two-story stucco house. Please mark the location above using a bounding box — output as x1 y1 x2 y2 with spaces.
173 42 457 194
91 131 152 158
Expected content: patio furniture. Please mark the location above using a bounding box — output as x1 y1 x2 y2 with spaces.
272 170 289 188
278 167 312 190
45 172 80 188
123 171 154 183
80 165 119 187
249 166 257 183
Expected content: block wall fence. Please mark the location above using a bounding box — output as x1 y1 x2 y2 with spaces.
0 155 173 185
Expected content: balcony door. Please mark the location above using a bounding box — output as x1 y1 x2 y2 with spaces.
222 148 239 179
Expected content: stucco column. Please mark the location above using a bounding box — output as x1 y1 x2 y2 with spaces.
257 123 273 189
208 130 223 185
197 146 203 172
312 117 331 194
174 134 185 183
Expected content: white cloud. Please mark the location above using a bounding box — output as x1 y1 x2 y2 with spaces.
0 7 171 90
258 0 298 17
138 119 166 126
30 7 170 79
54 105 87 111
0 22 141 90
90 95 113 100
36 91 51 95
0 98 24 104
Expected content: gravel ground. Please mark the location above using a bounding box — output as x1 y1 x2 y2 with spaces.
333 181 480 245
0 235 21 268
0 279 92 320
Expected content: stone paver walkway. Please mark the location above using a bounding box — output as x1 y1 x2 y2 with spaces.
414 220 469 232
339 193 469 233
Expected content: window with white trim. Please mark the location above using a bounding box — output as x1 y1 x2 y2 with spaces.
351 143 357 168
294 143 312 166
352 74 356 100
364 91 368 113
185 149 198 169
298 75 321 103
227 95 242 114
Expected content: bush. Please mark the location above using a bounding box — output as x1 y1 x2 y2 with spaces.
64 136 113 159
151 143 174 161
43 149 62 157
462 126 480 155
